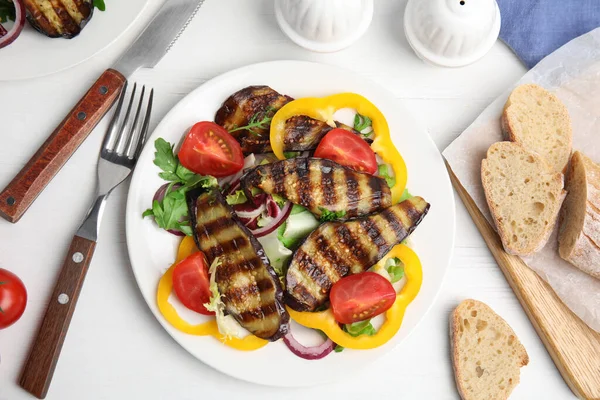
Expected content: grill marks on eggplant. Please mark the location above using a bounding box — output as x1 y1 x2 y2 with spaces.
24 0 93 38
215 86 293 155
285 196 430 311
187 188 289 340
241 158 392 220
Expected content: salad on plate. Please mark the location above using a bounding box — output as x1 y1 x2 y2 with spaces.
143 85 430 359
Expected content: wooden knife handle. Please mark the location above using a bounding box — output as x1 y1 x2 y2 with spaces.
20 235 97 399
0 69 126 223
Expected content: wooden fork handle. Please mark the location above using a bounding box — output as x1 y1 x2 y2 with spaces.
20 235 97 399
0 69 126 224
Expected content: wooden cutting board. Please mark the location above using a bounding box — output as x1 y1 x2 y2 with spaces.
446 163 600 400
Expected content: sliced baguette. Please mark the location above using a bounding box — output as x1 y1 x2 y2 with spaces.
481 142 565 255
558 151 600 279
451 299 529 400
502 84 572 173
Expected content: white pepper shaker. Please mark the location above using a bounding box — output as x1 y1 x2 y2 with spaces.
404 0 501 67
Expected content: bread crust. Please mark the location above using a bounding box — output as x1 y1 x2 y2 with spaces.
558 151 600 278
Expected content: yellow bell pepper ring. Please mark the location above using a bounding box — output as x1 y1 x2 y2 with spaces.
287 244 422 350
175 235 198 262
156 236 268 351
270 93 408 204
157 263 218 336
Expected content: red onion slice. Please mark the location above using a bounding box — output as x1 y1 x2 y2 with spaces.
250 200 292 238
265 195 281 218
244 215 260 230
0 0 25 49
232 193 267 212
235 202 266 219
283 330 334 360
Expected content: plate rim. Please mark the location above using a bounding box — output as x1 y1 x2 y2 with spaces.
125 60 456 386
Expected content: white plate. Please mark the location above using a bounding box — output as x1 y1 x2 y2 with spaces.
0 0 149 81
125 61 456 387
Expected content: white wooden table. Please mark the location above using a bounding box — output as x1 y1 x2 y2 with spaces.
0 0 577 399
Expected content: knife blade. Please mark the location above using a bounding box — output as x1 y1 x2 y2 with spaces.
114 0 205 77
0 0 205 224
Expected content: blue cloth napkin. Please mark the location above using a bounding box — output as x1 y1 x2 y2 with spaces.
497 0 600 68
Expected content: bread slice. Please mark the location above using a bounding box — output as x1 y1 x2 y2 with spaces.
481 142 565 256
502 84 572 173
558 151 600 279
451 299 529 400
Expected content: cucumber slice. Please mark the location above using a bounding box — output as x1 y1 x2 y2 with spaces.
278 210 320 249
258 230 292 276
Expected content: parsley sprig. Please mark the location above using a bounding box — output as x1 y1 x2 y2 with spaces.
229 106 277 136
142 139 217 236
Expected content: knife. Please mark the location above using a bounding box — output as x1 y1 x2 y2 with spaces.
0 0 205 224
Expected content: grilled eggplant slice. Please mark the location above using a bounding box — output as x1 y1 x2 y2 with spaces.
241 157 392 221
286 196 430 311
215 85 293 154
283 115 367 152
187 187 289 340
24 0 93 38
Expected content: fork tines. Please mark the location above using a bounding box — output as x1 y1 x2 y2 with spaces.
102 82 154 164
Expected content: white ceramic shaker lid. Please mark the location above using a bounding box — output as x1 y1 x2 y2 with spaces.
404 0 501 67
275 0 374 52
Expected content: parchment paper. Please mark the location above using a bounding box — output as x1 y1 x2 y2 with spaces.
443 28 600 333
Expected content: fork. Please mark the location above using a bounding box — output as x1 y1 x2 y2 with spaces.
19 83 154 400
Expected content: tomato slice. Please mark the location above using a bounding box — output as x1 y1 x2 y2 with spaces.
314 128 377 174
172 252 215 316
330 272 396 324
0 268 27 329
179 121 244 177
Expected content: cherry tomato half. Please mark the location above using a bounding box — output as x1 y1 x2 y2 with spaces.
330 272 396 324
314 128 378 174
0 268 27 329
172 252 215 316
179 121 244 177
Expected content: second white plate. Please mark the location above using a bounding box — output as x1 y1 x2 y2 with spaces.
0 0 149 81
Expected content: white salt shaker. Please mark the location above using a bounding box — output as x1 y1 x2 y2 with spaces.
404 0 501 67
275 0 374 52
